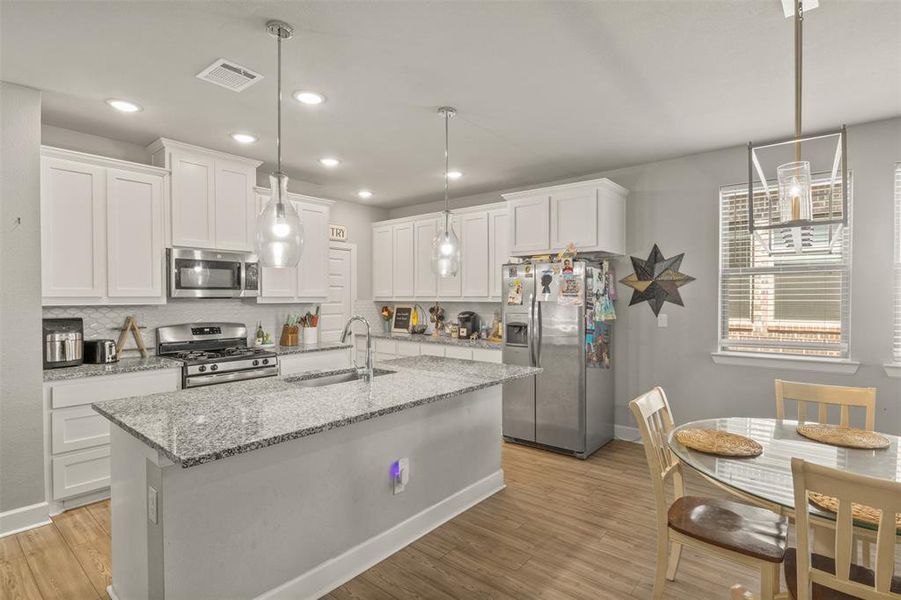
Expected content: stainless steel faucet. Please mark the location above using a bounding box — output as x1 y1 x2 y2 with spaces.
340 315 373 380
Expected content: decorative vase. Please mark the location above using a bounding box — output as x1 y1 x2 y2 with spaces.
302 326 318 345
382 320 392 334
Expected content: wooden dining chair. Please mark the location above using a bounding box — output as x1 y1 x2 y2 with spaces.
630 387 789 600
787 458 901 599
775 380 876 431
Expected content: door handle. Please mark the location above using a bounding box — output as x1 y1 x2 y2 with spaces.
536 301 542 367
529 292 537 367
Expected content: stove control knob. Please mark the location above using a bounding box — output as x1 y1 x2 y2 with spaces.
252 359 260 367
262 358 269 365
210 364 219 371
198 365 207 372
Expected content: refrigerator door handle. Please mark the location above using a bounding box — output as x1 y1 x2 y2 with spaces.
528 292 536 367
536 300 543 367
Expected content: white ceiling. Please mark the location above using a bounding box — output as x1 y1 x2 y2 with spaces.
2 1 899 208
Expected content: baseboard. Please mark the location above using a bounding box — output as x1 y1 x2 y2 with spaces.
614 424 642 444
255 469 505 600
107 585 121 600
0 501 51 538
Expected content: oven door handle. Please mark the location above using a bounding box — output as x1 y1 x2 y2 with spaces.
185 366 279 388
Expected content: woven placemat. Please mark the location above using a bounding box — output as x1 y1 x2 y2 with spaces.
808 493 901 532
796 424 890 449
674 429 763 457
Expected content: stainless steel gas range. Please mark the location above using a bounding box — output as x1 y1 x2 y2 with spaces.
157 323 279 388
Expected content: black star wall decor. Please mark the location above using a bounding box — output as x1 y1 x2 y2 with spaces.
620 244 695 316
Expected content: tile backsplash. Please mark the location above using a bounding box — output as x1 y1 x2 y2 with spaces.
370 301 501 333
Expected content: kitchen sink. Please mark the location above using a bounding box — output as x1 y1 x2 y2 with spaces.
285 368 393 388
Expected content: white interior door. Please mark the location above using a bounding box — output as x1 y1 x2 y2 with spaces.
319 245 354 343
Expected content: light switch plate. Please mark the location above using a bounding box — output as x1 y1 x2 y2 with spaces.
392 458 410 495
657 314 668 328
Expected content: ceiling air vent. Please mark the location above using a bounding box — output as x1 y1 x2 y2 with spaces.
195 59 263 92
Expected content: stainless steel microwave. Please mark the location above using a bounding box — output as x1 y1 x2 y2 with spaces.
167 248 260 298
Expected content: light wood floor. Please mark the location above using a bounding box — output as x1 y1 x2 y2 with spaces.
1 441 780 599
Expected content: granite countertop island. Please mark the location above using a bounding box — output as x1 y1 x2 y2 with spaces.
93 355 538 468
43 355 182 382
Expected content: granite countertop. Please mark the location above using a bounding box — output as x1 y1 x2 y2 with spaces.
367 331 503 350
43 356 182 383
92 355 539 469
270 341 352 355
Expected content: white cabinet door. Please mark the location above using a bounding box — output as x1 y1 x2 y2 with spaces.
509 195 550 254
297 202 330 299
437 214 461 298
413 218 437 298
170 151 216 248
51 446 110 501
372 225 394 299
596 185 626 255
460 211 489 297
488 209 510 299
279 349 351 376
419 344 445 357
550 187 598 250
392 222 415 298
41 158 106 298
106 168 163 298
472 348 502 364
51 405 110 454
444 346 473 360
214 159 255 251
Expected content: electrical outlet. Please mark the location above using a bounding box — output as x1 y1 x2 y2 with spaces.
657 314 668 328
391 458 410 494
147 486 158 524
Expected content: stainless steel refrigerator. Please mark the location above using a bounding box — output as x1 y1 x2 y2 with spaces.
501 260 614 458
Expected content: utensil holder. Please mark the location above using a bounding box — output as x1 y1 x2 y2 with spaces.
280 325 299 347
302 326 318 345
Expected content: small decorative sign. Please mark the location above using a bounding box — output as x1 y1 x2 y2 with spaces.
329 224 348 242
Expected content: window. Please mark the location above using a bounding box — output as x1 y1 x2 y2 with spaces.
893 163 901 363
718 176 851 358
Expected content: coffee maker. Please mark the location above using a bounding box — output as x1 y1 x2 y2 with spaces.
43 318 84 369
457 311 481 339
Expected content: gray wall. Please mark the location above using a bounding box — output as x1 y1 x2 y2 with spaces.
0 82 45 512
40 125 390 300
391 117 901 436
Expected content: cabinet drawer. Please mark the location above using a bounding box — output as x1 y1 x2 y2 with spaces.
444 346 473 360
52 446 110 500
49 369 180 409
280 350 352 376
374 339 397 354
395 341 420 357
419 344 445 357
472 349 503 364
51 405 110 454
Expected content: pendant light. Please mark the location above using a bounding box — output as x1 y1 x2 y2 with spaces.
431 106 461 278
256 20 303 269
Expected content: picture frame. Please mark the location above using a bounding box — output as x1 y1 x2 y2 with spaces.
392 305 414 333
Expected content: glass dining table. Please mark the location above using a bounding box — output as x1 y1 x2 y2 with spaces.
667 417 901 531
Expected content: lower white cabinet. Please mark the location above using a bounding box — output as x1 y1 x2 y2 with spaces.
44 368 181 507
356 337 501 364
279 349 352 376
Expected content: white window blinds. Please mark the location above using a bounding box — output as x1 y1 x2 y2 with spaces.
719 177 851 358
894 164 901 362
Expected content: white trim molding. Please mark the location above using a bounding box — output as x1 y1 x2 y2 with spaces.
0 501 51 538
711 351 860 374
254 470 504 600
884 363 901 378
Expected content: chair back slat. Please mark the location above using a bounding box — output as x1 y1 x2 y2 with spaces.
630 387 683 526
791 458 901 600
775 379 876 431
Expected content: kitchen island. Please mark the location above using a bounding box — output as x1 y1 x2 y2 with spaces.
93 356 539 600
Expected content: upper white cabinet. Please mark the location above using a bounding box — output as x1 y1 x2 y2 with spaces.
392 222 415 298
41 147 167 306
436 213 462 298
488 208 510 298
147 138 261 252
460 211 489 298
372 224 394 299
413 218 438 297
255 189 333 302
503 178 627 256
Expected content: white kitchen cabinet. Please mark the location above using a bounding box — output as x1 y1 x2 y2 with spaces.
395 341 420 357
106 168 164 298
460 211 489 298
413 218 438 297
503 178 628 256
51 405 110 454
279 349 351 376
488 208 510 299
52 446 111 501
41 147 168 306
472 348 503 363
256 189 333 302
444 346 474 360
392 222 415 298
419 344 445 357
372 225 394 299
508 194 550 254
437 214 462 298
147 138 262 251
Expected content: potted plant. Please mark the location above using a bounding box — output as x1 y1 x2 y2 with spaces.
380 305 394 333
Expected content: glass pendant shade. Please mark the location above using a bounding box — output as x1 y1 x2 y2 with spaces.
256 172 303 268
431 212 460 277
776 160 812 223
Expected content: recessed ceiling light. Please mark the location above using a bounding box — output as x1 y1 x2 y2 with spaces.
294 91 326 105
447 170 463 180
319 157 340 168
230 133 258 144
106 98 142 113
357 190 373 199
